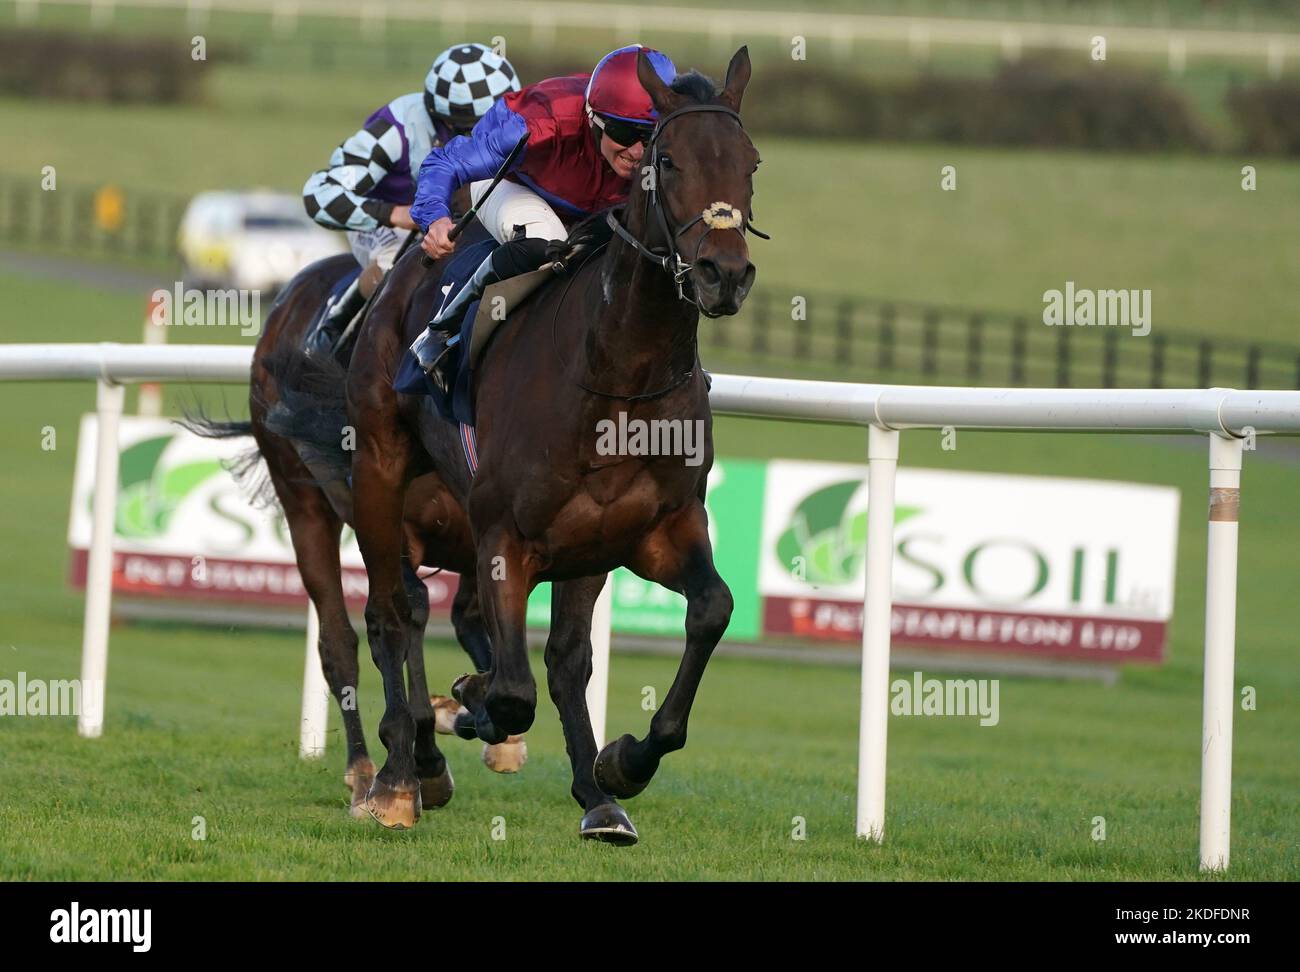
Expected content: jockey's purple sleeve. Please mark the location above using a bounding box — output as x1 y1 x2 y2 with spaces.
411 99 530 231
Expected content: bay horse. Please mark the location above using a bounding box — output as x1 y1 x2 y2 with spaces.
346 48 761 842
190 239 527 823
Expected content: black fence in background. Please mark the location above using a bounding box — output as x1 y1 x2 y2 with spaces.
2 174 1296 392
710 290 1300 391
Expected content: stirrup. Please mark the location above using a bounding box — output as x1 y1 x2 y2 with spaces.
411 327 460 395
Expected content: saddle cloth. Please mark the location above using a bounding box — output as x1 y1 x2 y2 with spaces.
391 241 557 473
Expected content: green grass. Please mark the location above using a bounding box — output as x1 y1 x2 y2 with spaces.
0 271 1297 880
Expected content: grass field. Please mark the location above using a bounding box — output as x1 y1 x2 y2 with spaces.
1 271 1297 880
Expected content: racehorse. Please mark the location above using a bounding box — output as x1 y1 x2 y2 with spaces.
189 241 528 823
339 48 761 842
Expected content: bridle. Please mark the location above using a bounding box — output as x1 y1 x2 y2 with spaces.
605 102 770 319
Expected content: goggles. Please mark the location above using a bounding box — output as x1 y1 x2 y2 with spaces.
592 113 654 148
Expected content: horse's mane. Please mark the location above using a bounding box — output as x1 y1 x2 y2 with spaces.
670 70 720 103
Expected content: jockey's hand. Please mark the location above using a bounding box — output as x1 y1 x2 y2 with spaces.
421 217 456 260
389 205 417 230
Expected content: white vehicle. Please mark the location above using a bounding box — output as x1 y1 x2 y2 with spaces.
178 191 348 294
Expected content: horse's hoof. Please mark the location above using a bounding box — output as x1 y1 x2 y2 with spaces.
485 689 536 737
593 734 651 800
580 803 639 846
451 672 487 708
482 736 528 774
419 763 455 809
344 758 376 820
431 695 468 735
364 780 421 830
452 709 480 741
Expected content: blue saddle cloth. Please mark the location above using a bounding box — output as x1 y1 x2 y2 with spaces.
392 238 497 427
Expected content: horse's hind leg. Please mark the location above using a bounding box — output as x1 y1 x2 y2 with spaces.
400 560 454 810
353 437 422 829
594 504 733 799
545 576 637 845
277 475 375 818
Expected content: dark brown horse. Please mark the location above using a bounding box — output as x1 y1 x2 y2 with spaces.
190 241 528 822
344 48 761 842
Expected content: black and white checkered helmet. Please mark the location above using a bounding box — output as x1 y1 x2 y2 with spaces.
425 43 520 133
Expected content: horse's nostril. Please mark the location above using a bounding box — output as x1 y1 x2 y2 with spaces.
695 259 721 287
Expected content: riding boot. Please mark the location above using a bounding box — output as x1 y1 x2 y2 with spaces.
307 277 364 357
415 237 551 394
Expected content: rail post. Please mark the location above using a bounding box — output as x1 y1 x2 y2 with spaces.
587 576 614 748
857 423 900 842
1199 432 1243 871
299 602 329 759
78 378 125 738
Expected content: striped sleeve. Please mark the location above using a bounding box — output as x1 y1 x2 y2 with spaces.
302 115 403 232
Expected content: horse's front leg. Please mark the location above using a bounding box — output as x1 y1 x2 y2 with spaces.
474 524 539 740
545 575 637 844
594 503 733 799
352 434 422 829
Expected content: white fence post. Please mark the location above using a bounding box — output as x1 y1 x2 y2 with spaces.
587 576 614 748
1200 433 1243 870
857 424 900 841
299 602 329 759
78 379 125 738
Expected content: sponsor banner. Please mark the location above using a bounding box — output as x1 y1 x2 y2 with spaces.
67 417 1179 664
66 416 762 638
759 461 1179 661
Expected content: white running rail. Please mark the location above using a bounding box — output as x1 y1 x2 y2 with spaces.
4 341 1299 872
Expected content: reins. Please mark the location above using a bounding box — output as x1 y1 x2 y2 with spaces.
549 241 700 402
605 101 769 318
550 99 769 403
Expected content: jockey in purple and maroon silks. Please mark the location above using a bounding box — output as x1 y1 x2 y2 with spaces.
409 44 678 385
301 42 521 356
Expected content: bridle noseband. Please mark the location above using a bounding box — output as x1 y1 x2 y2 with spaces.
605 102 770 318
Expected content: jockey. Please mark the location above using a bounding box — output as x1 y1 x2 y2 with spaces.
410 44 677 389
302 42 521 356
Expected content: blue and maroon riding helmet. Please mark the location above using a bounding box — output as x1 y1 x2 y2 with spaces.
585 45 677 147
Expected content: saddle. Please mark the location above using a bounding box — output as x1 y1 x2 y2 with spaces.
391 209 617 427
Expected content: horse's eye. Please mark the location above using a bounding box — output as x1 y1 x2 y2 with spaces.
659 154 675 171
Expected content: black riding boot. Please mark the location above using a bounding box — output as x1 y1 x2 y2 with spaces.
306 277 365 357
415 236 551 394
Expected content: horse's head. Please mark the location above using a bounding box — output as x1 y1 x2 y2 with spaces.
632 47 762 317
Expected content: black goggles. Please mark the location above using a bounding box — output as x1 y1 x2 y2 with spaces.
594 114 654 148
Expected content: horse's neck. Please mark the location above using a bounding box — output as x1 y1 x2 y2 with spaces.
580 202 699 398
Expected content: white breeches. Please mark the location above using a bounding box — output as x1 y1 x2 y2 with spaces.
469 178 568 243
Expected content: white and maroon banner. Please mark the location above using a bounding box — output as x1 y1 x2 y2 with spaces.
65 415 460 613
759 461 1179 663
68 417 1180 666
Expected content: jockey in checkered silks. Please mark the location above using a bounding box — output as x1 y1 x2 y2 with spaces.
301 42 521 356
410 44 677 390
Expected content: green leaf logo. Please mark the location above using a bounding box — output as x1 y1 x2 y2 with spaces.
776 479 921 585
94 434 225 539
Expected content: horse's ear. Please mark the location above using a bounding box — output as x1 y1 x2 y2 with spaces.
637 50 679 115
721 46 752 112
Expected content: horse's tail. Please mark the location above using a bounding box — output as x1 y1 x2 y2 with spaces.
179 406 276 509
257 346 353 485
